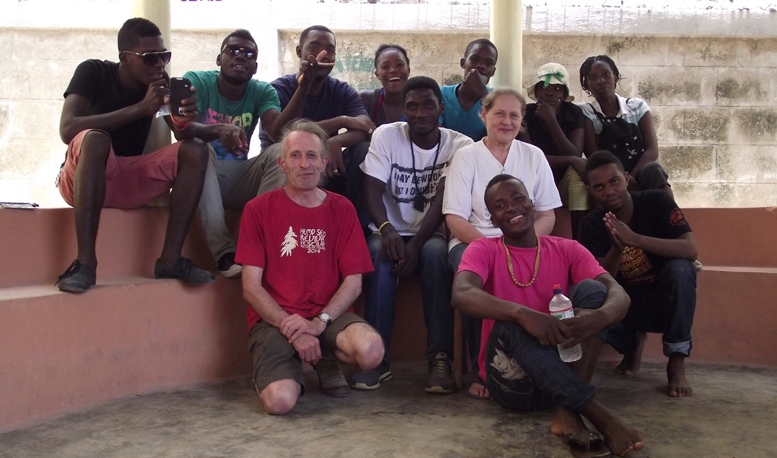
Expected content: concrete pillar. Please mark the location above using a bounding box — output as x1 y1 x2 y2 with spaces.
133 0 172 154
489 0 522 90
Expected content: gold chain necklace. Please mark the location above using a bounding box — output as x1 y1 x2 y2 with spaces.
502 236 541 287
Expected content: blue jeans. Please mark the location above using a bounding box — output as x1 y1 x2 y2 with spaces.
448 243 482 375
485 280 607 412
364 233 453 361
606 258 696 358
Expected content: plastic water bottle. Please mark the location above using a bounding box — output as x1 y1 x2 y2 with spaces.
549 284 582 363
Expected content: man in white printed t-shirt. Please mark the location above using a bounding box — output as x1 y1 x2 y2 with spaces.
355 76 473 394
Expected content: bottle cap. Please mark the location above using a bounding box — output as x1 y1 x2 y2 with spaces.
553 284 562 293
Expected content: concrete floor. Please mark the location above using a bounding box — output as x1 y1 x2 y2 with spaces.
1 361 775 458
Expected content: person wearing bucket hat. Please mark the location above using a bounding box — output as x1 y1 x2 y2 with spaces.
519 63 589 240
579 55 673 198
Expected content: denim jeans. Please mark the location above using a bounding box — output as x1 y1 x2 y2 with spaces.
364 233 453 361
448 243 482 375
606 258 696 358
485 279 607 412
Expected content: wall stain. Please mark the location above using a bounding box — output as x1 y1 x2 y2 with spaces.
716 78 767 101
443 74 463 86
660 145 714 179
736 109 777 139
639 80 700 102
669 109 729 142
698 44 729 62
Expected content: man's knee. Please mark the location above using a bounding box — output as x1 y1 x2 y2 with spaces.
178 138 209 166
339 323 384 368
569 279 607 311
420 235 448 259
259 380 300 415
662 259 696 281
79 130 112 163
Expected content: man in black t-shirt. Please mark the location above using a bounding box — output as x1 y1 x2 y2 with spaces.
55 17 214 293
579 151 698 398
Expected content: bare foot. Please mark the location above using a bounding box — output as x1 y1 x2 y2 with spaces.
583 401 645 456
467 380 490 400
615 332 646 376
667 353 693 397
551 407 588 437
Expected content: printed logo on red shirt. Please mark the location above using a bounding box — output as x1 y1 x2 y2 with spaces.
669 208 687 227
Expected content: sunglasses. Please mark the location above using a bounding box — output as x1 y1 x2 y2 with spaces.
121 50 172 66
222 45 257 60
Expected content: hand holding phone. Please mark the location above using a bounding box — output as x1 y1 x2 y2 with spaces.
169 77 192 116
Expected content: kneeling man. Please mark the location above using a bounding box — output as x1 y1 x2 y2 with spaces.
580 150 698 397
453 174 644 457
237 120 383 415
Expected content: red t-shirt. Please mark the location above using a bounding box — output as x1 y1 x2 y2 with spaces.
236 188 374 330
456 236 607 381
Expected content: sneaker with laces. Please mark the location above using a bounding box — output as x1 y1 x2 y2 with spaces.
351 361 392 390
425 352 455 394
217 252 243 278
56 260 96 293
314 354 350 398
154 257 215 285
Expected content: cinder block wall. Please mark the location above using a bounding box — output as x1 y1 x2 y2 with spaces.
1 28 776 208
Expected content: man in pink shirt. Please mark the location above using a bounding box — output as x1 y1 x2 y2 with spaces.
452 174 644 457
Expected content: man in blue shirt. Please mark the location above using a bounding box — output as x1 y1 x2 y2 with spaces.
439 39 498 142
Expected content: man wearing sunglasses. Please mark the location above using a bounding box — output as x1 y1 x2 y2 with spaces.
55 17 214 293
173 29 299 278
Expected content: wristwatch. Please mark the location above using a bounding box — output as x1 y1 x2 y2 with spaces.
318 312 332 327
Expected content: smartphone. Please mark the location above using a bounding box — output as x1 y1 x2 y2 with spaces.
169 77 192 116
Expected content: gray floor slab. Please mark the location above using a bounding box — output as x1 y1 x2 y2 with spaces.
1 361 775 458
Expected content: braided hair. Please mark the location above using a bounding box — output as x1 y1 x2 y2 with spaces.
579 55 621 96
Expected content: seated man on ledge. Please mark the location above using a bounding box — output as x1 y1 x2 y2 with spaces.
355 76 473 393
55 17 213 293
237 119 383 415
173 29 300 278
452 174 644 457
580 150 698 397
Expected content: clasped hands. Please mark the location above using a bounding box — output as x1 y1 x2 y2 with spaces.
521 307 608 350
279 314 327 364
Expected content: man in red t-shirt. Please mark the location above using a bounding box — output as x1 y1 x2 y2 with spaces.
236 119 381 415
452 175 644 457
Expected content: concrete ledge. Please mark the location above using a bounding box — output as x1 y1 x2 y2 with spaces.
603 266 777 367
0 276 251 432
2 206 776 432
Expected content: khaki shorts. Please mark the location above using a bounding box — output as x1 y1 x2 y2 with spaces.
558 167 589 211
248 312 367 394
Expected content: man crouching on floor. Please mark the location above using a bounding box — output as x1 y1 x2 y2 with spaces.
452 174 644 456
236 119 383 414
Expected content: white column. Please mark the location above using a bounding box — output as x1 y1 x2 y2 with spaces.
490 0 522 90
133 0 172 153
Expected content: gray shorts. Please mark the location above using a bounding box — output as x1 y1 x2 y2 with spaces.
248 312 367 394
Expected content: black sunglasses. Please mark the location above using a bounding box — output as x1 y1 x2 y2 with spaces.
121 50 172 66
222 45 257 60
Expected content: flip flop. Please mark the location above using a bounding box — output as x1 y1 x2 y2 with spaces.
465 376 491 400
559 431 612 458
